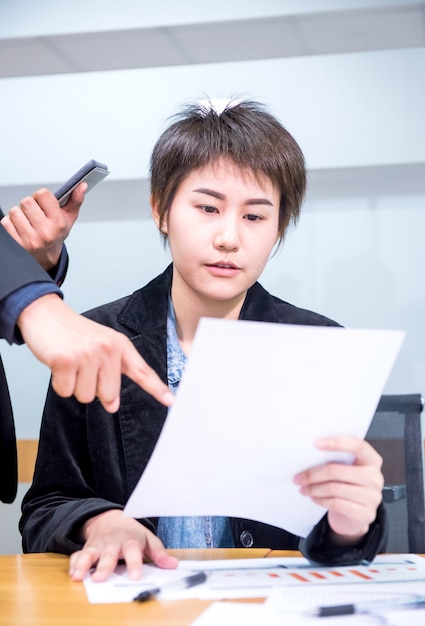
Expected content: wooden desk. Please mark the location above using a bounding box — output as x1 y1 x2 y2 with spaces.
0 548 286 626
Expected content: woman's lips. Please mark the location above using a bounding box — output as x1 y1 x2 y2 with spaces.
205 262 241 276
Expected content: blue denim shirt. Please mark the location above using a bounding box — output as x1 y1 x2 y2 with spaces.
156 299 234 549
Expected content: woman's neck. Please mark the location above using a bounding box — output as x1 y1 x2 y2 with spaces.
171 285 246 356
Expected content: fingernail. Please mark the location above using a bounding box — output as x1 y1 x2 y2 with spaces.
164 391 174 405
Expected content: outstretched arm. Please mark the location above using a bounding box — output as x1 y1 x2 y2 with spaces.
17 293 173 413
2 184 173 412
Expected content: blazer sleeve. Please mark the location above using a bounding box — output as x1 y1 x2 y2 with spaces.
0 228 63 342
299 505 388 565
0 227 57 302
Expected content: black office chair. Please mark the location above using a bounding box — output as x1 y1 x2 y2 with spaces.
365 394 425 553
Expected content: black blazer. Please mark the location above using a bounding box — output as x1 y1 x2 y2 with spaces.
21 265 388 565
0 227 56 503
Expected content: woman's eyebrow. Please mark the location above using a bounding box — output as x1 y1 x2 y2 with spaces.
193 187 273 206
192 187 225 200
245 198 274 207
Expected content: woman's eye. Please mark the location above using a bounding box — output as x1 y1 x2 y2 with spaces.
244 214 262 222
200 205 218 214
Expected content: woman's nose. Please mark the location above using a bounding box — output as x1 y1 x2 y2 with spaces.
213 219 240 251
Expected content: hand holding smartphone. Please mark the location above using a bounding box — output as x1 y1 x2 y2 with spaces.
54 159 109 207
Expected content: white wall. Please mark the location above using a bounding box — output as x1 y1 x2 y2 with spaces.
1 48 425 185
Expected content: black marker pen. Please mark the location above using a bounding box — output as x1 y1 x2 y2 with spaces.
315 595 425 617
133 571 207 602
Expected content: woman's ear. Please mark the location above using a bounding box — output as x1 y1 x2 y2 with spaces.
150 195 167 233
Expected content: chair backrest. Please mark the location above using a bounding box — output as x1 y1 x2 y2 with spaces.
365 394 425 553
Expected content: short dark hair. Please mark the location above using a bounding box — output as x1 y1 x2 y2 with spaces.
150 98 306 246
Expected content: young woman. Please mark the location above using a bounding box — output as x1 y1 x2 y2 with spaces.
20 98 386 582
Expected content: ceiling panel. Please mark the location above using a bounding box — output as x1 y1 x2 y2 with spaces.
0 4 423 78
298 5 425 53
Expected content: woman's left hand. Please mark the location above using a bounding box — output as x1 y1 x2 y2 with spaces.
294 436 384 544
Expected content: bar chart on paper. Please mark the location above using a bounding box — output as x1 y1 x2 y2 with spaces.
83 555 425 603
204 555 425 591
263 556 425 623
174 554 425 600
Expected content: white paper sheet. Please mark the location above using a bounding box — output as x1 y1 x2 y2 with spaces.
172 554 425 601
266 581 425 612
124 319 404 537
189 602 378 626
83 555 425 604
83 563 199 604
190 600 425 626
264 576 425 626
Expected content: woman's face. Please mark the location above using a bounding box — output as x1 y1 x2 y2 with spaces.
152 159 280 312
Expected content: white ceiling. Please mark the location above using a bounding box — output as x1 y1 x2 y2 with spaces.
1 3 424 77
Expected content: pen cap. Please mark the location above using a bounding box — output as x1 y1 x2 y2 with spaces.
135 590 151 602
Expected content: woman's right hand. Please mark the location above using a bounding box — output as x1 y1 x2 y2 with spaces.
69 509 178 582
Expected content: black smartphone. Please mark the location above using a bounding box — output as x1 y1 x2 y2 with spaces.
54 159 109 207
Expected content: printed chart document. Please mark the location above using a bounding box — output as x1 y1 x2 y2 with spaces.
124 319 404 537
83 555 425 604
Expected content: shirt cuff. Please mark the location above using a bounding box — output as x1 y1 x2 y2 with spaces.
300 503 388 566
47 245 69 287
